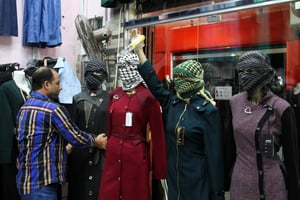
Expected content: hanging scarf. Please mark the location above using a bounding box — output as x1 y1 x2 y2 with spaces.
84 59 107 91
117 52 147 91
237 50 275 99
173 60 215 105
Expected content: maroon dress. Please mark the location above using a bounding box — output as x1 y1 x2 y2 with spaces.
98 84 166 200
229 91 300 200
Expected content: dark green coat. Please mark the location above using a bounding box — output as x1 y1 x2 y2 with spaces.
138 60 224 200
0 80 26 163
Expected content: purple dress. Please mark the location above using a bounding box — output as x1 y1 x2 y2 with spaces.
229 91 300 200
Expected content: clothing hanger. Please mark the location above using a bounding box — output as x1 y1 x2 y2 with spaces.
34 57 65 68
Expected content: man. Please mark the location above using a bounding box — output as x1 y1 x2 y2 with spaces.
15 67 107 200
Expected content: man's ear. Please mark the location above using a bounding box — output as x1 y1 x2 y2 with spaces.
43 80 50 90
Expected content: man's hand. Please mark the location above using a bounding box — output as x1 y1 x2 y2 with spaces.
94 133 107 149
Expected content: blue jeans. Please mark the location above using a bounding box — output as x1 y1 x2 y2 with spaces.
21 184 58 200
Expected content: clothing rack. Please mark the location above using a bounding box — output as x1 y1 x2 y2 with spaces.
34 57 65 68
0 62 20 72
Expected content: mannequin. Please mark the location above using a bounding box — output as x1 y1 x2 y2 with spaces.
13 70 31 96
98 52 166 200
228 51 300 200
67 60 109 200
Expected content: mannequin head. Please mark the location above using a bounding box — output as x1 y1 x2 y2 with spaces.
237 50 275 100
117 52 146 91
84 59 107 91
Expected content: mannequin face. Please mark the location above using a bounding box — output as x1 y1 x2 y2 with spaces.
85 71 106 91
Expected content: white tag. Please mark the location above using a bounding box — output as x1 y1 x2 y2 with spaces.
125 112 133 127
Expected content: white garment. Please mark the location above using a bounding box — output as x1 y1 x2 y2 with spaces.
53 57 81 104
13 70 31 96
294 83 300 95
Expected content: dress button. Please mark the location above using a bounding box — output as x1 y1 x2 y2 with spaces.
89 148 93 153
88 190 93 196
88 161 93 166
118 159 121 163
117 177 120 181
89 176 93 180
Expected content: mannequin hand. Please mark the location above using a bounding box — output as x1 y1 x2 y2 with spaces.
94 133 107 149
130 29 145 51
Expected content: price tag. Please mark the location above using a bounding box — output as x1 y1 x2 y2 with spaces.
125 112 133 127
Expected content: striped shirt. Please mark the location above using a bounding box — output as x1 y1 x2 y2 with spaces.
16 91 95 195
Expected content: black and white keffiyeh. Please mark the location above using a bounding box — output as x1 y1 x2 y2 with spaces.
117 52 147 91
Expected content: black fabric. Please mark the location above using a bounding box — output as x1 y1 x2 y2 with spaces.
286 88 300 176
281 107 300 200
85 60 107 91
67 91 109 200
101 0 133 8
152 179 164 200
0 72 12 85
101 0 117 7
0 164 21 200
254 104 274 200
219 100 236 191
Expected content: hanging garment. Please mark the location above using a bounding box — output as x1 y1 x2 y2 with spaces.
53 57 81 104
0 0 18 36
23 0 62 47
0 80 28 200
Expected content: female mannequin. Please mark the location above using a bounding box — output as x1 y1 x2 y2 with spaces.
228 51 300 200
98 52 166 200
67 60 109 200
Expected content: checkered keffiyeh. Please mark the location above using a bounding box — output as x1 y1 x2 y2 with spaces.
173 60 215 105
117 52 147 91
173 60 204 79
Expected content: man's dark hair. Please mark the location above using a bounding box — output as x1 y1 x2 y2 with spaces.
31 67 55 91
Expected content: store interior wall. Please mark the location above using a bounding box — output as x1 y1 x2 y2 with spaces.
0 0 107 69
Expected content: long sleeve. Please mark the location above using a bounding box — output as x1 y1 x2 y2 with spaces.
138 60 171 110
281 107 300 200
223 102 236 191
52 105 95 147
203 107 225 199
147 94 167 179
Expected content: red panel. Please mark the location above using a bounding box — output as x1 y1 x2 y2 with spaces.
286 40 300 90
153 8 293 80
